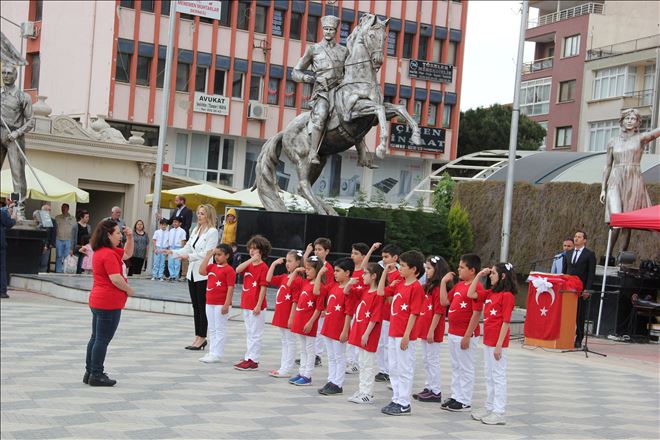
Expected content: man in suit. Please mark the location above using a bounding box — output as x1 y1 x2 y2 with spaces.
165 195 193 242
563 230 597 348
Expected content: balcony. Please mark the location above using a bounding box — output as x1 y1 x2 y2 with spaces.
622 89 655 110
523 57 554 74
528 2 603 29
587 34 660 61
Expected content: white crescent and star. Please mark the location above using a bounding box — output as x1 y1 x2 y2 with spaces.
489 309 497 316
295 291 309 311
535 289 556 306
459 301 467 308
355 300 366 323
242 273 254 293
390 293 402 316
540 307 548 316
325 294 337 315
275 286 286 305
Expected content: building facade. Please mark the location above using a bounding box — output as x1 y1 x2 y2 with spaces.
3 0 468 210
521 0 659 151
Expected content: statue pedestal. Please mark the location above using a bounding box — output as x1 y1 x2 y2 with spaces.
6 223 47 276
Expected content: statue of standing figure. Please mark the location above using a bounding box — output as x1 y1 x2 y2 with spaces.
600 108 660 255
1 65 35 222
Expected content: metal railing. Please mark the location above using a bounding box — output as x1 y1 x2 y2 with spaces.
586 34 660 61
522 56 554 74
622 89 655 108
528 2 604 28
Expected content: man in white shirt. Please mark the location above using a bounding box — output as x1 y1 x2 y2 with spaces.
167 217 186 281
550 237 574 274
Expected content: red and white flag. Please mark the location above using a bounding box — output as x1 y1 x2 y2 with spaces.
524 273 582 340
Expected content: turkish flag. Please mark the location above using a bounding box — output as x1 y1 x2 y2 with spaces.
524 273 582 340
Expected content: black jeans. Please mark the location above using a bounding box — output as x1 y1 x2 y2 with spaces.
86 308 122 375
188 276 207 337
127 257 144 276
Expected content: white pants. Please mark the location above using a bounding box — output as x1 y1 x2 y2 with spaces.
421 341 442 394
376 320 390 374
448 333 478 405
298 335 316 378
484 346 508 414
358 349 377 396
346 343 358 366
206 305 229 359
315 316 325 356
387 337 416 407
242 309 265 362
325 338 347 387
278 328 297 374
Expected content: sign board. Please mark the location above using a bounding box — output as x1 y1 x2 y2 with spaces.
176 1 222 20
272 9 284 37
389 123 446 153
193 92 229 115
408 59 453 83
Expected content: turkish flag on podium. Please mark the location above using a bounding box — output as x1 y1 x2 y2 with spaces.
524 273 583 346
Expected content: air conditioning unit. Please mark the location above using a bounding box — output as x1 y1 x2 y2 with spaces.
248 101 268 120
21 22 38 39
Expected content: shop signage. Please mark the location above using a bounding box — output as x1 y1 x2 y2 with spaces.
193 92 229 115
408 59 453 83
176 1 222 20
389 123 445 153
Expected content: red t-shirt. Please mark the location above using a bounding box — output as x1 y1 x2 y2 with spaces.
270 273 302 329
321 284 348 341
348 289 383 352
447 280 486 337
240 261 269 310
483 290 515 348
205 263 236 305
322 260 336 289
291 279 325 336
388 279 424 339
381 269 402 322
345 278 368 317
89 247 127 310
414 286 446 342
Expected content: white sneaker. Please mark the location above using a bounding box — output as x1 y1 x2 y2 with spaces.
345 363 359 374
471 408 492 421
199 354 222 363
151 277 156 281
481 412 506 425
348 392 374 404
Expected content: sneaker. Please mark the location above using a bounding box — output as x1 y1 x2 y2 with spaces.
417 391 442 403
441 397 457 409
293 376 312 386
199 354 222 363
382 403 411 416
324 383 343 395
380 401 397 414
482 412 506 425
288 375 302 384
315 356 322 367
233 360 249 370
445 400 471 412
348 392 374 404
245 359 259 370
345 363 359 374
412 388 431 400
269 370 291 378
150 277 156 281
83 371 90 384
374 372 389 382
318 382 333 395
471 408 492 421
88 373 117 387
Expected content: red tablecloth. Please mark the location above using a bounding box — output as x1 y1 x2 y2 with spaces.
524 273 583 340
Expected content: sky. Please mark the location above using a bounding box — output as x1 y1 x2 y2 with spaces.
461 1 536 111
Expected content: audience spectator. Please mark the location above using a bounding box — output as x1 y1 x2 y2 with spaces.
128 219 149 276
1 198 17 298
54 203 76 273
35 203 57 273
71 210 92 274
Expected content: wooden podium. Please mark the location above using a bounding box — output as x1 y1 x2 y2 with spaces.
524 273 582 349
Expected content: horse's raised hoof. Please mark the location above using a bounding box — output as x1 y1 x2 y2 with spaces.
375 144 386 159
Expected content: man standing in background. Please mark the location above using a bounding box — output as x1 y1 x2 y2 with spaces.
1 197 17 298
550 237 574 274
563 231 597 348
54 203 76 273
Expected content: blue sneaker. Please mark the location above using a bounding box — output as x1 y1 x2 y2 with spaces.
288 375 302 384
293 376 312 386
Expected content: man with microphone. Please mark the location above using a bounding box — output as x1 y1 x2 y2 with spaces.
550 237 574 274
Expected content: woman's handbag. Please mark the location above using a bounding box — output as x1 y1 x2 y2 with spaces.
63 254 78 274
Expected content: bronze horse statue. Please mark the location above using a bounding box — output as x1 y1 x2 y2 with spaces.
255 14 421 215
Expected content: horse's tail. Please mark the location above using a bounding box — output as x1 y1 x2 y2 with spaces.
253 131 287 212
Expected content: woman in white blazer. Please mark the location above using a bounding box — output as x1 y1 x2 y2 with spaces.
167 204 219 350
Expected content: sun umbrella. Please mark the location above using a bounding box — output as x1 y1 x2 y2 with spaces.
145 183 242 211
0 167 89 203
231 188 313 211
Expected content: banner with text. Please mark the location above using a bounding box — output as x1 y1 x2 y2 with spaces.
408 59 453 84
389 123 446 153
193 92 229 116
176 1 221 20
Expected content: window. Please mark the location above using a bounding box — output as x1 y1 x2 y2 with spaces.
413 100 423 123
562 35 580 58
218 0 231 26
402 33 414 58
28 53 40 89
284 80 297 107
108 120 160 146
558 79 576 102
427 103 437 126
174 133 235 186
33 0 43 21
442 104 452 128
156 58 166 88
175 62 190 92
249 75 262 101
237 0 250 30
195 66 207 93
161 0 171 15
592 65 637 100
267 78 280 105
232 72 244 98
397 98 408 122
418 36 429 61
340 22 351 46
255 4 268 34
520 77 551 116
588 120 619 152
642 64 655 106
538 121 548 149
213 70 226 95
301 82 313 109
432 39 443 63
387 31 398 57
447 41 457 65
307 15 318 42
555 126 572 148
116 51 131 83
136 55 151 86
272 9 284 37
119 0 134 8
141 0 154 12
290 12 302 40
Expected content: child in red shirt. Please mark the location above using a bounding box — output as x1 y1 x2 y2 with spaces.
288 256 326 386
412 255 450 403
318 258 354 396
198 244 236 363
379 250 425 416
347 263 384 404
234 235 271 371
345 242 370 374
376 243 402 383
468 263 517 426
440 253 485 412
266 250 303 378
305 237 334 366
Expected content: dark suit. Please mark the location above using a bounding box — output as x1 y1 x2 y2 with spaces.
167 206 193 241
563 246 597 344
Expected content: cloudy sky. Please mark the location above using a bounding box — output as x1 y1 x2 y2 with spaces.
461 1 536 111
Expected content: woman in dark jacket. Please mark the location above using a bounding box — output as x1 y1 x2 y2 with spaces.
128 219 149 276
71 210 91 274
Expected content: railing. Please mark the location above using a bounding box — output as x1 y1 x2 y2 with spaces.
622 89 655 108
586 34 660 61
522 56 554 74
528 2 604 28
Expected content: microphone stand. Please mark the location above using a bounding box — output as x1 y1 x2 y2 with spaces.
562 290 606 358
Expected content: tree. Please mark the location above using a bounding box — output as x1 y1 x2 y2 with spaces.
457 104 546 157
431 172 454 215
447 201 474 269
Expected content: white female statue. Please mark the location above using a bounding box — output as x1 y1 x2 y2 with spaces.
600 108 660 254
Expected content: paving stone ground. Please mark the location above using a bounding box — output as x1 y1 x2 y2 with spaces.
2 291 659 439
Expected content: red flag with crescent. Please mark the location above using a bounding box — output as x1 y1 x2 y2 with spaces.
524 273 582 340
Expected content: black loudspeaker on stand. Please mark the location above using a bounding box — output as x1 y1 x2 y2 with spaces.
562 290 607 358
